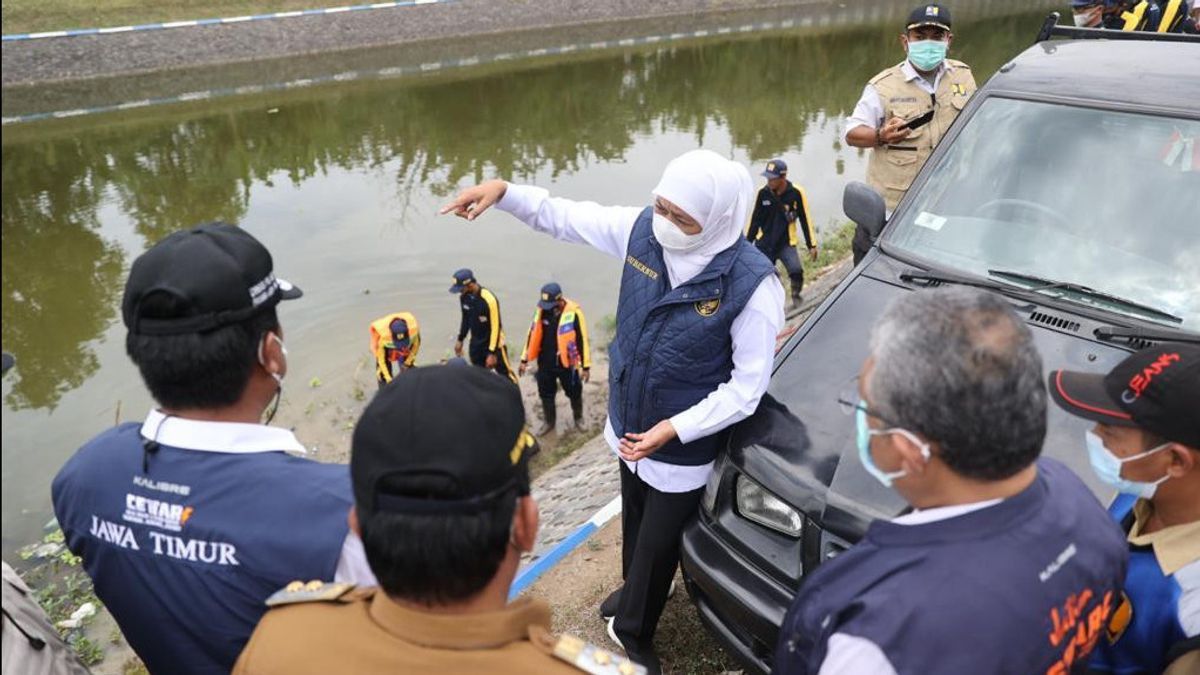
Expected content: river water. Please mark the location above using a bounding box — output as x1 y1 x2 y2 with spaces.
1 2 1061 557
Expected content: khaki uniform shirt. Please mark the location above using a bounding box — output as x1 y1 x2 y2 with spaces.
2 562 91 675
234 585 639 675
863 59 976 211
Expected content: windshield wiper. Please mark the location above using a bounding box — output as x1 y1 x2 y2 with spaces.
988 269 1183 324
899 270 1017 294
1095 325 1200 345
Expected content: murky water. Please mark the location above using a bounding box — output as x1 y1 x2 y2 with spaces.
1 4 1059 556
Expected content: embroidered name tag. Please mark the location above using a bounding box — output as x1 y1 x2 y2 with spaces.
626 255 659 280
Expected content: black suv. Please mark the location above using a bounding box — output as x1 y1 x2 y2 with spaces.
680 20 1200 673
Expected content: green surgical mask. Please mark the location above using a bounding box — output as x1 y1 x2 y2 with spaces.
907 39 948 72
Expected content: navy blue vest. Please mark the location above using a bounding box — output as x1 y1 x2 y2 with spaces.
51 423 354 675
609 207 774 466
774 459 1129 675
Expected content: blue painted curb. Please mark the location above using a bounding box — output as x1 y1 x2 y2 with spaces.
509 495 621 600
2 0 447 42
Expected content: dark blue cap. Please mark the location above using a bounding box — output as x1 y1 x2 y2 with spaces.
389 318 410 344
538 282 563 310
762 159 788 179
449 268 475 293
907 4 951 30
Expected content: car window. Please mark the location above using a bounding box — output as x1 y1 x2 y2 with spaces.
886 97 1200 330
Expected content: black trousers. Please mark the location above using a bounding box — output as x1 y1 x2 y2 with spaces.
468 341 516 382
535 364 583 401
614 461 705 672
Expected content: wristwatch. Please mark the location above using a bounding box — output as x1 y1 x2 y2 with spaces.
875 127 884 146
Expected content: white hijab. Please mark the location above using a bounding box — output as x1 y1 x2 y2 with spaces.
651 149 754 287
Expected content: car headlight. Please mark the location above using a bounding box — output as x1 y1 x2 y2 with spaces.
735 474 803 537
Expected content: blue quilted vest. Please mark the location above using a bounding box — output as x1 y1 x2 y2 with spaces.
608 207 774 466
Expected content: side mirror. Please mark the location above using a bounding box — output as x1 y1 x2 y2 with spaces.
843 182 886 242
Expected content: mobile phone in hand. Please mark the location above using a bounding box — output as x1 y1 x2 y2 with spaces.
900 109 935 131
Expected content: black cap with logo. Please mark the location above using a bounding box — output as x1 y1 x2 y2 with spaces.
352 364 537 517
762 159 788 179
538 282 563 310
907 4 952 31
122 223 302 336
1049 343 1200 448
449 268 476 294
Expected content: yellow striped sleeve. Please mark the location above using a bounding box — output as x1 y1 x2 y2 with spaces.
798 186 817 248
575 306 592 369
481 288 502 352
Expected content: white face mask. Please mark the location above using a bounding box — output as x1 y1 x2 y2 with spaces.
258 333 287 424
652 213 706 253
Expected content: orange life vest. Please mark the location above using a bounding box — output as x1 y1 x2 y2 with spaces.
522 299 589 370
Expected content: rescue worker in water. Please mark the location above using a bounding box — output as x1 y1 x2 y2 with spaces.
519 282 591 434
370 313 420 387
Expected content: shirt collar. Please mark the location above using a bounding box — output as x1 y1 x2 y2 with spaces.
892 498 1003 526
900 60 946 86
140 408 307 455
367 593 553 649
1128 499 1200 575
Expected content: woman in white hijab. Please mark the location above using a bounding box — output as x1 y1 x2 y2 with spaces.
442 149 785 673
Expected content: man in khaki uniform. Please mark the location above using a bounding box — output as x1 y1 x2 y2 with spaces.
234 365 642 675
846 4 977 263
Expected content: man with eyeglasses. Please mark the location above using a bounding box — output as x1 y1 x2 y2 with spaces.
773 286 1127 674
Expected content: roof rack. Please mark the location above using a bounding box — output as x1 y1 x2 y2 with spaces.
1034 11 1200 43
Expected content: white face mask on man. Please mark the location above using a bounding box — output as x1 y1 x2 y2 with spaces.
652 213 706 253
258 332 287 424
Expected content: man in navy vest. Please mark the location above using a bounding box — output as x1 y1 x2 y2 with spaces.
51 223 375 675
441 150 785 672
773 286 1128 674
1049 343 1200 674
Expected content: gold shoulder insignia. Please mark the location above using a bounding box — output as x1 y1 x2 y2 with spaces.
552 635 647 675
265 580 356 607
946 58 971 69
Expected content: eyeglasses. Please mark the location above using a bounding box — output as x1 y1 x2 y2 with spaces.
835 377 901 428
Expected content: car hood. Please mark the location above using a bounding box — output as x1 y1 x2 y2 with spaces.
727 270 1124 542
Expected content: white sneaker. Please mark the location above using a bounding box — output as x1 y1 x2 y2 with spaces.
606 616 624 651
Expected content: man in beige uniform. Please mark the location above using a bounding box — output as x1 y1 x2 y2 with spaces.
234 365 641 675
846 4 976 262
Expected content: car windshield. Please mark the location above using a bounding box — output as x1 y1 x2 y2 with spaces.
886 97 1200 330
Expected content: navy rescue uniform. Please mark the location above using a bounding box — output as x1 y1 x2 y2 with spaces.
746 181 816 298
51 417 355 675
234 584 645 674
1090 494 1200 674
774 459 1129 675
458 286 517 382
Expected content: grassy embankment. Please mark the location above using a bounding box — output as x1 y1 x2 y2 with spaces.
3 0 343 34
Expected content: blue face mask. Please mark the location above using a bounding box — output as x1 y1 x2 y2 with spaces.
907 39 948 72
1085 431 1171 499
855 404 930 488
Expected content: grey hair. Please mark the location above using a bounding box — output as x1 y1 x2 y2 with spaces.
866 286 1047 480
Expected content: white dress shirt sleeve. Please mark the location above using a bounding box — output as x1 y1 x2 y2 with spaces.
334 532 378 586
818 633 898 675
844 83 884 142
494 183 644 259
668 275 785 445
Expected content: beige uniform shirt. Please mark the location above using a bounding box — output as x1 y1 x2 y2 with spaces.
234 585 639 675
860 59 977 211
2 562 91 675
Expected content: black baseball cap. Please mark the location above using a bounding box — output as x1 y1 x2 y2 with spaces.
538 282 563 310
389 318 410 344
449 268 476 294
352 364 537 517
122 223 301 336
907 4 952 31
1049 343 1200 448
762 159 788 179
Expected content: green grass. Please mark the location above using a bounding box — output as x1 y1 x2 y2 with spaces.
808 222 857 271
2 0 339 34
